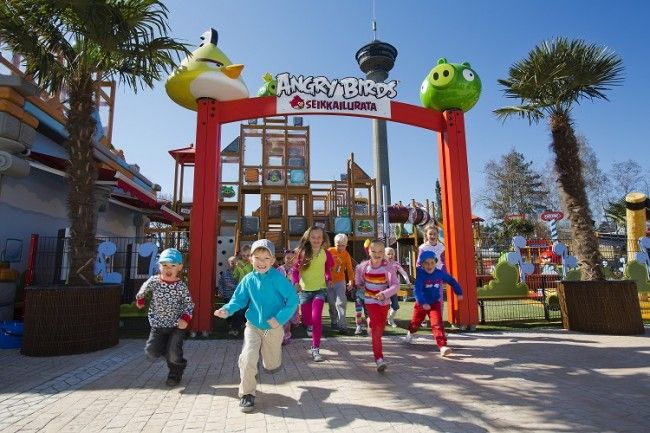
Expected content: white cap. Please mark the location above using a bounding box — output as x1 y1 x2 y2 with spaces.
250 239 275 256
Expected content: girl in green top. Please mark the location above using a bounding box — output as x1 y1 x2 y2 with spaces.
291 226 334 362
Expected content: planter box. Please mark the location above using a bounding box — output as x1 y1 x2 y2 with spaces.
558 280 645 335
21 284 122 356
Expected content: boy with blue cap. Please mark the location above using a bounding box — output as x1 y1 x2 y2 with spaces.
214 239 299 413
136 248 194 386
404 250 463 357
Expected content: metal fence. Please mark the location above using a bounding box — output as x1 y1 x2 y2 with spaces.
27 231 647 322
29 234 188 304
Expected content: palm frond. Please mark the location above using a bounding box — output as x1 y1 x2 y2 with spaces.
493 105 544 124
495 37 624 118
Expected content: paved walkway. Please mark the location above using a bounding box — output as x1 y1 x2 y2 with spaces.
1 327 649 433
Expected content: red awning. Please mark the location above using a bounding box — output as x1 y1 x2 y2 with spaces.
160 204 184 224
115 172 157 208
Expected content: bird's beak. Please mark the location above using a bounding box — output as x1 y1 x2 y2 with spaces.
222 64 244 79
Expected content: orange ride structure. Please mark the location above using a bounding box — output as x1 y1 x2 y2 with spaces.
165 29 481 333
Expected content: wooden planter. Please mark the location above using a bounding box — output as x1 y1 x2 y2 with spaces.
558 280 645 335
21 284 122 356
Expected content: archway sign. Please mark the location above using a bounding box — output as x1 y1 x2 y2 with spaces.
165 29 481 332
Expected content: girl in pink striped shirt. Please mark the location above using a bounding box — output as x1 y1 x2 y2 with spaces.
354 239 399 372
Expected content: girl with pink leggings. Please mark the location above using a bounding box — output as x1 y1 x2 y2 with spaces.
291 226 333 362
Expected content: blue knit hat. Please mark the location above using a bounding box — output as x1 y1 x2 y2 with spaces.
419 251 438 263
158 248 183 264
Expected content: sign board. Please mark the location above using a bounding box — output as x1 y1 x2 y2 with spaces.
540 211 564 222
276 73 397 118
504 213 524 222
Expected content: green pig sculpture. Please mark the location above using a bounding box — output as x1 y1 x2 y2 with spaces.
420 58 481 112
257 72 277 97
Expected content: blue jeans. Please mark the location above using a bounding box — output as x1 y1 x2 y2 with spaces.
326 281 348 330
390 294 400 311
298 288 327 304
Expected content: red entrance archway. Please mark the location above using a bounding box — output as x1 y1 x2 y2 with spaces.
188 96 478 332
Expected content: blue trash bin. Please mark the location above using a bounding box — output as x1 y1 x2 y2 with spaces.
0 320 23 349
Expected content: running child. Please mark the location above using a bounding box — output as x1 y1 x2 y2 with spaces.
404 251 463 357
214 239 299 412
291 226 334 362
354 239 399 372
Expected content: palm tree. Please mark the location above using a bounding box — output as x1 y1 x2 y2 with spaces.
603 198 626 231
0 0 188 285
495 37 623 280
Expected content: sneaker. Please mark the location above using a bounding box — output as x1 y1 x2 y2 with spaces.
403 331 414 344
421 320 428 328
376 358 387 372
165 377 179 387
306 326 313 337
310 347 324 362
387 309 396 327
354 324 364 335
440 346 452 357
239 394 255 413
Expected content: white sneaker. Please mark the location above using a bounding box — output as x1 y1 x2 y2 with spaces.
403 331 413 344
376 358 387 372
310 347 324 362
354 324 364 335
387 309 396 327
306 326 313 337
440 346 452 357
421 320 428 328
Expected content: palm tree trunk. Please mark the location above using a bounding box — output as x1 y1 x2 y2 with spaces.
549 111 604 280
65 76 98 285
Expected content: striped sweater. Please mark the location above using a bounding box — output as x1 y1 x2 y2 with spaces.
354 260 399 306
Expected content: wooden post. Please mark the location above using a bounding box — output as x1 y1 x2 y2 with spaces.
188 99 221 333
438 110 478 328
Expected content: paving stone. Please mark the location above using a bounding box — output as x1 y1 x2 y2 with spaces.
1 329 649 432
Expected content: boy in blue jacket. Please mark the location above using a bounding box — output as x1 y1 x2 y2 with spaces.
214 239 299 413
404 251 463 357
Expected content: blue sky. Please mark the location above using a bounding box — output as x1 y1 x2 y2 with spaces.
110 0 650 221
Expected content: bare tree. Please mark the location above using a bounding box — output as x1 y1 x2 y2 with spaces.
610 160 647 197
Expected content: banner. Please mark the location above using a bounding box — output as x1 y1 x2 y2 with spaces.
275 73 397 118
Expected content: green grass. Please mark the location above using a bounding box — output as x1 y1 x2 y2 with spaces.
120 299 563 339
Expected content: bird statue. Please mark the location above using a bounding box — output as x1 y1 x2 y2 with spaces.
166 28 249 110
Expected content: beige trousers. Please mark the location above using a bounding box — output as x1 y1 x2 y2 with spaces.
238 322 284 397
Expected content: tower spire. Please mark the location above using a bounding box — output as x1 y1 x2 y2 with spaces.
371 0 377 40
355 0 397 212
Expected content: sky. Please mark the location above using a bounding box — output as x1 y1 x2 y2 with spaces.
110 0 650 222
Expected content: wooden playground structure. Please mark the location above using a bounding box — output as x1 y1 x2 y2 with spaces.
167 115 436 276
